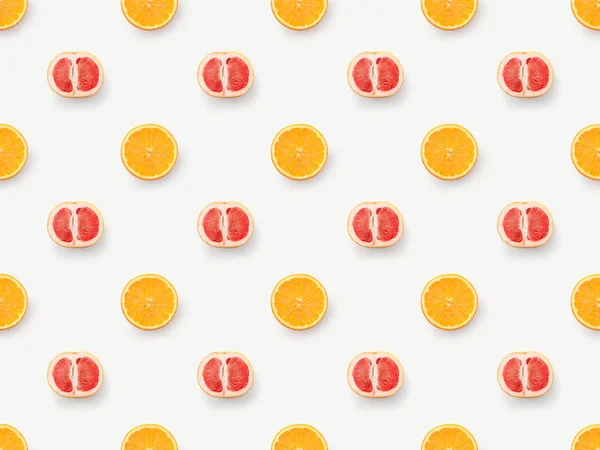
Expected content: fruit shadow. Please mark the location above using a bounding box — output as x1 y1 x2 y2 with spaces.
351 377 409 409
50 76 111 109
51 377 110 408
50 227 111 260
351 225 409 259
500 376 561 408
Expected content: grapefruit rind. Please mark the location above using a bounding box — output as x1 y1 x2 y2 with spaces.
271 424 328 450
421 274 478 331
346 52 404 98
346 351 404 398
421 0 478 31
0 274 27 331
496 351 554 398
496 52 554 98
571 124 600 180
346 201 404 248
46 351 104 398
120 274 178 331
46 52 104 98
196 202 254 248
0 424 27 450
421 424 478 450
270 0 328 30
271 124 328 181
571 274 600 330
46 202 104 248
0 124 28 181
120 0 178 30
271 274 328 331
121 424 178 450
197 351 254 398
420 124 478 180
197 52 254 98
496 201 554 248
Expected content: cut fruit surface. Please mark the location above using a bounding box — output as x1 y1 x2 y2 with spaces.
121 124 178 180
271 274 328 330
0 0 27 30
347 202 403 248
271 0 327 30
497 52 553 98
271 124 328 180
572 0 600 29
0 274 27 330
197 202 254 248
197 52 253 98
421 0 477 30
347 352 404 398
0 125 27 180
47 202 103 248
47 52 103 98
421 274 477 330
0 425 27 450
121 274 178 330
571 274 600 330
572 424 600 450
121 0 177 30
347 52 404 98
497 202 553 248
271 424 327 450
122 424 177 450
197 352 254 398
47 351 103 398
571 124 600 180
421 124 478 180
497 352 553 398
421 424 477 450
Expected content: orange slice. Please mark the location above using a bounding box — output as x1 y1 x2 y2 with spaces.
121 0 177 30
421 274 478 330
121 124 178 180
0 424 27 450
571 274 600 330
421 0 477 30
422 424 477 450
271 124 328 180
0 125 27 180
421 124 477 180
0 0 27 30
0 275 27 331
271 274 328 330
572 124 600 180
572 424 600 450
271 0 327 30
572 0 600 30
121 274 178 330
122 424 177 450
271 424 327 450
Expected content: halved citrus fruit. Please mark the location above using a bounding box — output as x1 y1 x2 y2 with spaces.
572 0 600 30
47 351 104 398
571 274 600 330
47 202 104 248
421 424 477 450
0 0 27 31
347 352 404 398
271 124 327 180
271 424 327 450
0 274 27 331
121 0 177 30
271 274 328 330
47 52 104 98
497 52 554 98
197 352 254 398
421 274 478 330
421 0 477 30
197 52 254 98
572 424 600 450
497 201 554 248
271 0 327 30
121 274 178 330
572 124 600 180
421 124 477 180
122 424 177 450
0 125 27 180
0 424 27 450
497 351 553 398
121 124 178 180
347 52 404 98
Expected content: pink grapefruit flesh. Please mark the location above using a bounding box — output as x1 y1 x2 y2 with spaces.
347 202 404 248
347 52 404 98
497 202 553 248
47 52 104 98
347 352 404 398
47 352 104 398
198 52 253 98
497 352 553 398
47 202 104 248
197 202 253 248
197 352 253 398
497 52 553 98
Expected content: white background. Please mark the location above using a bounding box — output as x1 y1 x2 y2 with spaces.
2 0 600 448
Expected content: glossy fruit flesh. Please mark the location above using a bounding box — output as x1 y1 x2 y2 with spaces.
348 52 403 98
48 53 103 97
48 203 103 247
498 53 552 98
348 352 403 397
348 202 403 247
198 203 253 248
498 352 552 397
198 53 253 98
48 352 103 397
498 202 552 247
198 353 253 397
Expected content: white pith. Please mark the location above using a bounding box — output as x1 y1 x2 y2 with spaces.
197 352 253 398
47 52 103 98
197 202 253 248
347 352 403 398
347 202 403 248
47 352 103 398
347 52 403 98
47 202 103 248
497 352 553 398
497 202 552 248
197 52 253 98
498 52 553 98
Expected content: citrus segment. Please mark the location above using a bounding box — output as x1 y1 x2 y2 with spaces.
421 124 478 180
121 424 177 450
572 274 600 330
271 274 328 330
271 124 328 180
271 424 327 450
347 352 404 398
0 425 27 450
421 274 477 330
497 352 553 398
572 425 600 450
0 125 27 180
121 274 178 330
271 0 327 30
347 52 404 98
121 124 178 180
0 275 27 330
121 0 177 30
572 0 600 29
0 0 27 30
421 424 477 450
421 0 477 30
497 52 553 98
197 352 254 398
572 125 600 180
